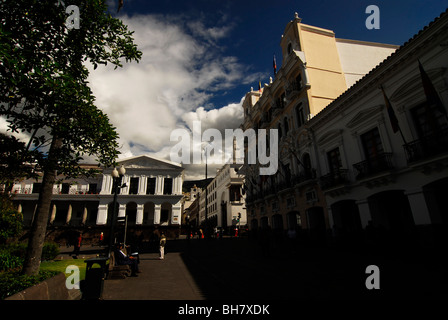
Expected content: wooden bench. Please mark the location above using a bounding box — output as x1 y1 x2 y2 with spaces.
107 251 131 280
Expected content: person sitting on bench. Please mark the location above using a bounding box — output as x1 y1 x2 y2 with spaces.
114 243 140 277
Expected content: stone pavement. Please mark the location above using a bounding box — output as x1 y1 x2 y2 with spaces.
102 251 204 300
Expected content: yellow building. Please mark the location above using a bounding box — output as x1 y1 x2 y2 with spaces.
242 13 398 241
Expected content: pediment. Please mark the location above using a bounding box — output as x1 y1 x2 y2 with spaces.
317 129 343 145
346 105 383 129
117 155 182 171
390 68 446 102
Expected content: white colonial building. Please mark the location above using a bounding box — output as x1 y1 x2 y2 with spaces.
204 163 246 231
11 155 184 230
306 9 448 243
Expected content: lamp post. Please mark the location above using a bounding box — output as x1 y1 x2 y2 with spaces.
106 165 126 258
203 144 209 239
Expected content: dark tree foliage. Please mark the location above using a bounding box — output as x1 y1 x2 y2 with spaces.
0 0 142 274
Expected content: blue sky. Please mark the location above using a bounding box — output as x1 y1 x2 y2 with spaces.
112 0 448 109
82 0 448 179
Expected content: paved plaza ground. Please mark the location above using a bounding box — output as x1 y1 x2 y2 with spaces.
70 236 448 301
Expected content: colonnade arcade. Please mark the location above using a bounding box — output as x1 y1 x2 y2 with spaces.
98 199 181 226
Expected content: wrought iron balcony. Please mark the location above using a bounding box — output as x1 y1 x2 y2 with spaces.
353 152 394 180
403 129 448 163
320 169 349 190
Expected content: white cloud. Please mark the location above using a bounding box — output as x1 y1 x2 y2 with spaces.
87 13 251 179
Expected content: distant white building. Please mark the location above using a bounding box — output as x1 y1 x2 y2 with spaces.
205 163 246 231
11 155 184 229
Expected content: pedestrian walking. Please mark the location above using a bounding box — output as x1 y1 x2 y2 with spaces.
73 233 82 258
159 232 167 260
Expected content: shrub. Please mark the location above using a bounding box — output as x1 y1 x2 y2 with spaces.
4 242 27 258
0 195 23 244
41 242 60 261
0 250 23 272
0 270 59 300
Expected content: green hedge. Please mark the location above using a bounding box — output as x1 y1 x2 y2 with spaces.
0 270 59 300
0 242 60 264
0 242 62 299
0 251 23 272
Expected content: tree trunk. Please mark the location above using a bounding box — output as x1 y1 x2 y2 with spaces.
22 135 62 275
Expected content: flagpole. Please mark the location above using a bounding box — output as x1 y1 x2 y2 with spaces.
380 85 407 145
398 126 407 145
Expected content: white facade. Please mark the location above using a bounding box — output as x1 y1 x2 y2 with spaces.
206 164 246 230
335 38 398 88
12 155 184 228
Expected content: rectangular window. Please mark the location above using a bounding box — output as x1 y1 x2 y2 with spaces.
411 102 448 138
296 73 303 90
296 103 305 128
163 178 173 195
146 177 156 195
286 197 296 208
129 177 139 195
361 127 384 160
61 183 70 194
276 92 286 109
229 185 241 202
88 183 97 194
327 147 342 173
305 190 317 203
32 183 41 194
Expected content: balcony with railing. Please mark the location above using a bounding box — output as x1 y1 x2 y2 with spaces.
353 152 394 180
319 168 349 190
403 128 448 163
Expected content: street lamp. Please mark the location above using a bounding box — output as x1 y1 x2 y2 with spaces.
202 144 210 239
107 165 126 258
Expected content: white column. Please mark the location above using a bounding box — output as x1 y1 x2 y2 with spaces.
356 199 372 228
100 175 112 194
118 203 126 218
121 176 129 195
171 205 181 225
82 206 88 225
154 204 161 224
66 204 72 224
173 177 178 195
49 204 57 224
139 176 147 195
97 204 108 225
157 176 164 195
405 188 432 225
136 204 144 225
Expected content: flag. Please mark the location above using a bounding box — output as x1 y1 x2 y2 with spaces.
273 54 277 76
418 60 447 116
117 0 124 13
258 80 262 93
381 85 400 134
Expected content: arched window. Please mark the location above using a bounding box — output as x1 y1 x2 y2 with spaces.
295 103 305 128
287 43 292 55
283 117 289 134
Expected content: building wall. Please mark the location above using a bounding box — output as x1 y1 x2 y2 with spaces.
12 155 184 230
241 13 402 236
308 9 448 241
335 39 399 88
